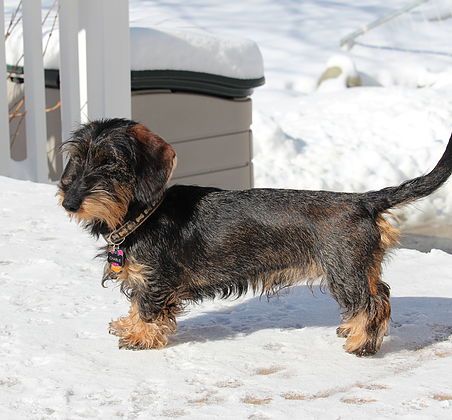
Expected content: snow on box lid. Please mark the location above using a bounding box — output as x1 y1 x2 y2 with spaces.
6 26 265 98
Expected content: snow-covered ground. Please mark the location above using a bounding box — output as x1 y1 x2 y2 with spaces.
2 1 452 418
1 176 452 419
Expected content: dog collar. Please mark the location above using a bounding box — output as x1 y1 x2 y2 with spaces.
103 195 165 246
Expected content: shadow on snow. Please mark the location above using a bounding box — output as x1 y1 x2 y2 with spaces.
173 285 452 355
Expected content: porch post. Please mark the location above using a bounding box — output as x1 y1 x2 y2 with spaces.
22 0 48 182
0 0 10 176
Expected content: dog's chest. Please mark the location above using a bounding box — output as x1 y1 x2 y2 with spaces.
104 249 148 289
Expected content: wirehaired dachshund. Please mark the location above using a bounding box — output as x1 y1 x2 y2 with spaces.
58 118 452 356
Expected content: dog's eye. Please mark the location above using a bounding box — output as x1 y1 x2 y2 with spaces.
95 156 115 168
104 159 114 167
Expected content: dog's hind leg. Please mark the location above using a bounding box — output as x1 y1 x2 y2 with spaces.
326 212 399 356
328 251 391 357
339 282 390 357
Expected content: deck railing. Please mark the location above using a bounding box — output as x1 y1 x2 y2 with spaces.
0 0 131 183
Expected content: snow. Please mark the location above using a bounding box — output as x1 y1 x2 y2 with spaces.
1 1 452 417
253 86 452 227
348 0 452 89
130 27 264 78
316 54 361 92
1 176 452 418
5 0 452 228
4 5 264 79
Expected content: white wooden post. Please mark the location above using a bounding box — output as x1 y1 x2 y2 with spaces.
102 0 131 118
2 0 130 182
22 0 48 182
79 0 131 121
78 28 88 123
0 0 11 176
58 0 81 148
78 0 103 121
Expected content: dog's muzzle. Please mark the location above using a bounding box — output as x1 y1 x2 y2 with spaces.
62 192 83 212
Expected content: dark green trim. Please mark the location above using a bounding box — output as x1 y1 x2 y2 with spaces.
7 65 60 88
130 70 264 98
7 65 265 98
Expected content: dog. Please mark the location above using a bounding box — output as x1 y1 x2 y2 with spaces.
58 118 452 356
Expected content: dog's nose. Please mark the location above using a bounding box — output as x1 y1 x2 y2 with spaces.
62 196 82 212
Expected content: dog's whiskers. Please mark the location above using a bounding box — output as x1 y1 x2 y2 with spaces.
90 189 114 197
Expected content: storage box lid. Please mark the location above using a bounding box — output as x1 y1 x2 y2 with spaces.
6 27 265 98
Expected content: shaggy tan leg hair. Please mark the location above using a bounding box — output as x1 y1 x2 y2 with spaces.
338 214 398 355
340 304 390 356
109 302 176 349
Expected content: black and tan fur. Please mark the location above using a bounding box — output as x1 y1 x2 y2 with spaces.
58 118 452 356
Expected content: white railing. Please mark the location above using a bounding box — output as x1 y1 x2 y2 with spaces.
0 0 131 183
0 1 10 176
340 0 431 49
22 0 48 182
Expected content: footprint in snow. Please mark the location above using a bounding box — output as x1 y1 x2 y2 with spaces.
254 366 284 376
242 395 272 405
160 408 187 417
262 342 284 351
187 390 223 406
356 383 389 391
215 378 243 388
0 377 21 388
341 396 377 405
401 398 430 410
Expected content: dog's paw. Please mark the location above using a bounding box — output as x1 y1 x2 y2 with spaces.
336 326 350 338
108 320 122 336
117 337 167 350
116 324 169 350
118 338 146 351
349 347 378 357
345 342 378 357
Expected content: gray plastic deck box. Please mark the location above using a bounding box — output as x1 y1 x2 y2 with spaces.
8 68 264 189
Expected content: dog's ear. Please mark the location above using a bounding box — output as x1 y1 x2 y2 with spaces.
130 124 177 205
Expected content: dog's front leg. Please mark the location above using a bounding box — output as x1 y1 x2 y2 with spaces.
109 298 177 350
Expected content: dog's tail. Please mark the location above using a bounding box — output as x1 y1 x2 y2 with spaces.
365 132 452 213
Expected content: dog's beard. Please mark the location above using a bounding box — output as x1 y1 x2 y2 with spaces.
58 186 132 231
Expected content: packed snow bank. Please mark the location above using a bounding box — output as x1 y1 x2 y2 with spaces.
0 177 451 419
5 20 264 80
316 54 362 92
346 0 452 89
253 86 452 228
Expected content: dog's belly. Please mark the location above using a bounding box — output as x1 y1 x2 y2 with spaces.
181 223 325 298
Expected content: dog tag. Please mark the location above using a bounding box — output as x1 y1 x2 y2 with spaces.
108 248 125 273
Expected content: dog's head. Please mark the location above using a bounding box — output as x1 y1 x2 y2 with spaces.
58 118 176 232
